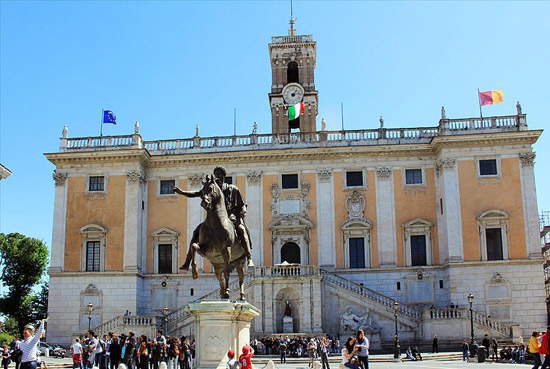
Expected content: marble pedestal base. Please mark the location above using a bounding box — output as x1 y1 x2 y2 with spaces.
188 300 260 369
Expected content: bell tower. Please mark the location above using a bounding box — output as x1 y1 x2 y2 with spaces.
268 18 318 134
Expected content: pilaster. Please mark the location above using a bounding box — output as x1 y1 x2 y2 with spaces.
246 171 263 266
123 169 145 272
519 152 541 258
375 167 397 267
316 169 335 266
50 170 68 272
436 158 464 262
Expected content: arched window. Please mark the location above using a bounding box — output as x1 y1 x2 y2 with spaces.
287 61 299 84
477 210 508 261
281 242 301 264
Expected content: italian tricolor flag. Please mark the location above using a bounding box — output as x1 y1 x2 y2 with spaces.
288 102 305 121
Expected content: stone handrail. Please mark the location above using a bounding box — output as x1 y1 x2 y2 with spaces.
93 315 158 336
253 265 320 278
61 114 527 154
426 307 512 337
320 269 422 321
439 114 524 132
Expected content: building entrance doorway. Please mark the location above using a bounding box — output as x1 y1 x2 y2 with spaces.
281 242 300 264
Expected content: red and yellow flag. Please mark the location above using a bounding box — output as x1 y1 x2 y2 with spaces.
479 90 504 106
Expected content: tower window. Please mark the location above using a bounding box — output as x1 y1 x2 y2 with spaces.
287 61 299 84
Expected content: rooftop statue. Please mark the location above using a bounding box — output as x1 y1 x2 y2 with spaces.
175 167 253 300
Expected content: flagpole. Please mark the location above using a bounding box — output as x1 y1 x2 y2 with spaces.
477 88 483 122
100 109 104 137
233 108 237 136
340 102 345 131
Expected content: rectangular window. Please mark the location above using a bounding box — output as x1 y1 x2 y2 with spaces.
479 159 498 176
405 169 423 185
349 238 365 268
158 244 173 274
486 228 504 260
440 198 443 215
89 176 105 192
224 176 233 185
346 171 363 187
410 235 427 266
282 174 299 189
439 280 444 289
160 180 176 195
396 281 401 291
85 241 101 272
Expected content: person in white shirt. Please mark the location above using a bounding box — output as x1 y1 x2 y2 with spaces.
17 319 46 369
72 338 83 369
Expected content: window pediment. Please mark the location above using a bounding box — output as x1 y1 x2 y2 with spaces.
80 224 107 236
478 210 508 221
341 218 372 230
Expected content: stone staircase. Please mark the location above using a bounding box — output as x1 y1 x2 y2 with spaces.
91 266 516 342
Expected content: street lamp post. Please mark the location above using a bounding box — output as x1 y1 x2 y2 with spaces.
162 306 169 335
468 293 475 352
87 303 94 331
393 301 400 360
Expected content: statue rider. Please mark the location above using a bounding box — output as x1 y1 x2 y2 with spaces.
175 167 254 271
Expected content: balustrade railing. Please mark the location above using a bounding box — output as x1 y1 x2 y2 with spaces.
426 307 512 336
253 265 320 278
61 114 526 153
320 270 422 321
271 35 314 44
94 315 158 336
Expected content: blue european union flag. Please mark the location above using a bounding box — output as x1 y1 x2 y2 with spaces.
103 110 117 124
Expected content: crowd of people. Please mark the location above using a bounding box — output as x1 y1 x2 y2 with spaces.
68 331 194 369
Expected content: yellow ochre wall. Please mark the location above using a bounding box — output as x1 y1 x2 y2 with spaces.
64 176 126 271
146 179 188 274
459 158 526 261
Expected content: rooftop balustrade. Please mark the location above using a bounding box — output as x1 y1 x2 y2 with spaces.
58 114 527 155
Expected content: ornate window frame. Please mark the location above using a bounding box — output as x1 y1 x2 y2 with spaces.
80 224 107 272
342 218 372 269
152 227 180 274
477 210 509 261
403 218 433 266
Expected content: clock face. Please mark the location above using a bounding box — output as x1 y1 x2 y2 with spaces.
282 83 305 105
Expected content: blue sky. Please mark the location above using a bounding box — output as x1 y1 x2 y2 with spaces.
1 0 549 256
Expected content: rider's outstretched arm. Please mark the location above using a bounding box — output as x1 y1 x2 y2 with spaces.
174 187 201 197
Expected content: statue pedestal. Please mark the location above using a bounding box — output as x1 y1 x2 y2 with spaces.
188 300 260 369
282 316 293 333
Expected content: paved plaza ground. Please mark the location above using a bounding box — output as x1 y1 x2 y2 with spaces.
38 356 535 369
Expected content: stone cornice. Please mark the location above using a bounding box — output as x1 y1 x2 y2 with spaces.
44 149 151 166
430 130 542 153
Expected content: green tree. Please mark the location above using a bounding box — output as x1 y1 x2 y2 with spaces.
0 233 49 333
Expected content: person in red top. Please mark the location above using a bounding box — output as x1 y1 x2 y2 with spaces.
238 345 254 369
540 327 550 369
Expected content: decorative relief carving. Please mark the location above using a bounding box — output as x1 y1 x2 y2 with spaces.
188 174 204 187
435 158 456 176
52 170 67 186
376 167 392 178
346 191 365 219
247 170 262 184
126 169 145 183
519 152 535 167
491 272 505 283
317 168 332 182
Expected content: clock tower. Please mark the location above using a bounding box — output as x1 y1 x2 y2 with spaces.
268 18 318 134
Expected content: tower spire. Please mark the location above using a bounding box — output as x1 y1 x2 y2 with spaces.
289 0 296 35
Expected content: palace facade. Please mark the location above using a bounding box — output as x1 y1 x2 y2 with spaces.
45 22 545 347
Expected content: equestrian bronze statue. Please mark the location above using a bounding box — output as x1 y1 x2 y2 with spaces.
174 167 253 300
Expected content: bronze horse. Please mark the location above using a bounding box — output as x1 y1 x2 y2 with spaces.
184 175 248 300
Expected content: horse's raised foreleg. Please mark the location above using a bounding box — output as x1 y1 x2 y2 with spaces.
220 247 231 299
190 243 200 279
181 226 200 272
